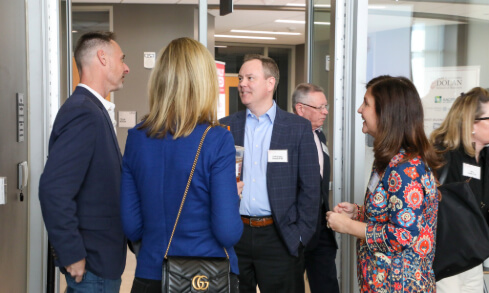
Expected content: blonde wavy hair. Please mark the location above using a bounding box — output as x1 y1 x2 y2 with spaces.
139 37 219 138
430 87 489 157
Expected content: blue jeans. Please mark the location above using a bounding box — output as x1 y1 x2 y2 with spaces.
65 270 121 293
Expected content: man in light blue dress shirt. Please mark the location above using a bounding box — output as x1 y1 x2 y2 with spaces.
220 55 320 293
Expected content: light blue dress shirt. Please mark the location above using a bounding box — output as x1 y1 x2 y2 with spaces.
240 102 276 216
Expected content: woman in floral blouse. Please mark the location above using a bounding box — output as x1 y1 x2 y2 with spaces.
326 75 443 292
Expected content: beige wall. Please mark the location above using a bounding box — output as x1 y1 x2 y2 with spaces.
84 4 216 153
0 0 29 292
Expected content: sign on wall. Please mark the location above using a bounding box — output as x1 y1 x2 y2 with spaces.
419 66 480 137
216 61 226 119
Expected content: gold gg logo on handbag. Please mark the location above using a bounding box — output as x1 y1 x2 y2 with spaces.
192 275 210 291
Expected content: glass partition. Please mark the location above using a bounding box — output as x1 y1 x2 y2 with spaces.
344 1 489 290
311 0 332 139
367 0 489 140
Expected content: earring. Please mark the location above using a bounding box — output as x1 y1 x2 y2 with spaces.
472 131 476 135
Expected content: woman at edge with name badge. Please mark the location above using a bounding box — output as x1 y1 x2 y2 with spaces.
430 88 489 293
326 75 442 292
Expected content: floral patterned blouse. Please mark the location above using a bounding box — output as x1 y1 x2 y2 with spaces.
356 150 438 293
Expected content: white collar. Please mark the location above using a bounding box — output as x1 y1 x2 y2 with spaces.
78 83 115 111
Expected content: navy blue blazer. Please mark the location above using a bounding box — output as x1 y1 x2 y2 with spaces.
220 107 321 256
307 134 337 250
39 86 126 279
121 124 243 279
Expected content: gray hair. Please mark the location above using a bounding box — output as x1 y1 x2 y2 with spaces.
292 83 325 113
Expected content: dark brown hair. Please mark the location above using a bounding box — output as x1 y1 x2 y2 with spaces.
74 31 115 72
367 75 443 172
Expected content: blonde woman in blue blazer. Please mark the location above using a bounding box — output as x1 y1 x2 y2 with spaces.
121 37 243 293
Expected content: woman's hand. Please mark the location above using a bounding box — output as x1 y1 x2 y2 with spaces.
237 181 244 199
326 210 367 239
333 202 358 219
326 211 352 234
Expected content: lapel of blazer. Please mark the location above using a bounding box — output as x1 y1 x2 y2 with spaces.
269 106 288 150
321 146 330 208
232 111 246 146
81 88 123 166
266 107 289 195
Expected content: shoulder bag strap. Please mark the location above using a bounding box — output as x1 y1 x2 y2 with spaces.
439 151 450 185
164 125 229 259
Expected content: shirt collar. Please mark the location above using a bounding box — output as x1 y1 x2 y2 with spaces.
78 83 115 111
246 101 276 124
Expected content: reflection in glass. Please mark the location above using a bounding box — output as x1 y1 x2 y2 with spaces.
368 0 489 137
311 0 331 138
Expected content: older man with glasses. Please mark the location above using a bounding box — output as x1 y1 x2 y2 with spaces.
292 83 339 293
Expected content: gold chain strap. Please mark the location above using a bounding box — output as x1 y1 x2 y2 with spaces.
164 125 229 259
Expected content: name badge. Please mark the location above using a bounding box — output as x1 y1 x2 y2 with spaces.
368 173 380 194
463 163 481 179
321 142 329 156
268 150 288 163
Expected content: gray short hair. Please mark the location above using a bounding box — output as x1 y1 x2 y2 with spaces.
292 83 325 113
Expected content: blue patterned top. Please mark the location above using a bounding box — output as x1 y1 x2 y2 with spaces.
356 150 438 292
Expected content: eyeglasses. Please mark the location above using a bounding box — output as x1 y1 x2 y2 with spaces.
300 102 329 111
475 117 489 121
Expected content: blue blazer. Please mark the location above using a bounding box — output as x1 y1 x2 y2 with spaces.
39 86 126 279
121 123 243 279
220 107 320 256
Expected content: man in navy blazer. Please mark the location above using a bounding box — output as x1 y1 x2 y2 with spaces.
39 31 130 292
220 55 320 293
293 83 339 293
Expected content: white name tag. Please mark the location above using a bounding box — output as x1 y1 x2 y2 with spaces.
463 163 481 179
368 173 380 193
321 142 329 156
268 150 288 163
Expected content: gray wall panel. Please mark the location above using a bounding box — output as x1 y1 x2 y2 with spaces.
107 4 200 153
0 1 29 292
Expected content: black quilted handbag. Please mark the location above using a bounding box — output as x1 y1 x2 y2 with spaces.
163 257 231 292
162 126 236 293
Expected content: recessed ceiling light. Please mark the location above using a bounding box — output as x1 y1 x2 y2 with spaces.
215 45 228 48
215 34 277 40
72 30 78 33
231 29 301 35
314 4 331 8
275 19 305 24
314 22 330 25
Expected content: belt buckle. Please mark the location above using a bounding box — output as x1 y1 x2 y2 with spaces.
252 217 271 227
249 218 261 227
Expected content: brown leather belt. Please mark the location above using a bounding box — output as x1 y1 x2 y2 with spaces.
241 216 274 227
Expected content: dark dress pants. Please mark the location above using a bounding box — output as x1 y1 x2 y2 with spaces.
235 223 301 293
304 216 339 293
